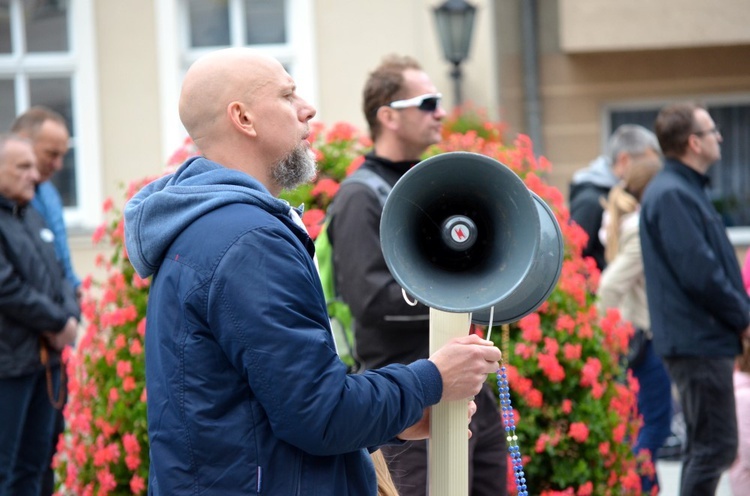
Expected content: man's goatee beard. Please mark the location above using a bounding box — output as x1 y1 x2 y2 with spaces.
272 144 318 191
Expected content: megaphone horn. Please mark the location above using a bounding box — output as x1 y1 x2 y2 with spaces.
471 190 564 325
380 151 551 314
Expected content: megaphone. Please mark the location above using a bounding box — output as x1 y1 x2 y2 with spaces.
380 151 563 324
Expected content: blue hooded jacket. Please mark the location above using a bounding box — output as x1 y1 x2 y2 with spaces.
123 157 443 495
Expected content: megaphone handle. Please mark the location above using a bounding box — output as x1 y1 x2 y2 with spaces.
401 288 418 307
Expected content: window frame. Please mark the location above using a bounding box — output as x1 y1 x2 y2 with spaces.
0 0 102 229
155 0 318 162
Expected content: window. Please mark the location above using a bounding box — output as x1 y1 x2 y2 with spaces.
0 0 100 227
608 99 750 233
156 0 316 155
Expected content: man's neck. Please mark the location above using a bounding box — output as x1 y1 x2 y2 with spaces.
372 137 424 163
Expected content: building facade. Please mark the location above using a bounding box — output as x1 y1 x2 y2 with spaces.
1 0 748 278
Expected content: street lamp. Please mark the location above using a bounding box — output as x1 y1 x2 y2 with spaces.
433 0 477 108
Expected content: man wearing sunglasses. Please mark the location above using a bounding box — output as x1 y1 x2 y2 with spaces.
326 54 507 496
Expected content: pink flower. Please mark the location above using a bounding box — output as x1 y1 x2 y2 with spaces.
563 343 582 361
519 313 542 343
130 474 146 494
122 376 137 392
116 360 132 379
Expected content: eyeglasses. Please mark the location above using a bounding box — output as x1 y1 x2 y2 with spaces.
693 126 721 137
388 93 442 112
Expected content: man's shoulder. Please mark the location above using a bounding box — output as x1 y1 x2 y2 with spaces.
188 202 285 238
642 169 690 205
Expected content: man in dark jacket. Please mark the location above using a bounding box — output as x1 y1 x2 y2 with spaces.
327 54 507 496
569 124 661 271
12 106 80 496
640 102 750 495
123 48 501 496
0 134 79 496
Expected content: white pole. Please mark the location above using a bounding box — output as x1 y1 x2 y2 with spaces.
428 307 471 496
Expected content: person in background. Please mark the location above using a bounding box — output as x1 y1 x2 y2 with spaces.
640 101 750 495
326 54 507 496
123 47 501 495
569 124 661 272
597 154 671 493
730 335 750 494
11 106 81 295
11 106 80 496
0 134 79 496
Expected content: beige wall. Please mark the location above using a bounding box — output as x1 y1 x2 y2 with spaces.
538 45 750 194
495 0 750 194
95 0 164 200
560 0 750 52
71 0 164 282
314 0 500 130
69 0 750 281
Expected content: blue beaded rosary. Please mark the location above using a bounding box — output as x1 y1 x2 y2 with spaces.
486 312 528 496
498 364 528 495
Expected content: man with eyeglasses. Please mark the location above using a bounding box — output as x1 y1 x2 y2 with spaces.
326 54 507 496
640 101 750 496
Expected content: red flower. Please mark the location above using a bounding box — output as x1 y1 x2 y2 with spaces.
576 481 593 496
568 422 589 443
325 121 358 143
311 178 340 199
535 432 550 453
599 441 610 456
519 313 542 343
538 352 565 383
302 208 326 240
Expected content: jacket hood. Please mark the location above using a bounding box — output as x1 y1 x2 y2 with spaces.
124 156 296 278
570 155 618 189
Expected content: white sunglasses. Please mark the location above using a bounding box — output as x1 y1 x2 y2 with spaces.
388 93 443 112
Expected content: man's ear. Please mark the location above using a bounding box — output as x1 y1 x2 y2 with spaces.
687 133 704 154
376 105 400 132
227 101 257 137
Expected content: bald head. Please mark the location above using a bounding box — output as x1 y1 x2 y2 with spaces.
179 48 282 144
177 48 317 195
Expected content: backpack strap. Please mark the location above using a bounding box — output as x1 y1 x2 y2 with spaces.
340 167 392 208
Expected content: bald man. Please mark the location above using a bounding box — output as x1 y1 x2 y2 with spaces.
11 107 80 293
0 134 79 496
124 48 501 495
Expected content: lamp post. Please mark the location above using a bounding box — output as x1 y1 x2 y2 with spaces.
433 0 477 108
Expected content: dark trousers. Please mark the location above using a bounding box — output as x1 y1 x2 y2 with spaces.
40 406 65 496
381 383 507 496
0 368 59 496
664 356 737 496
631 340 673 492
